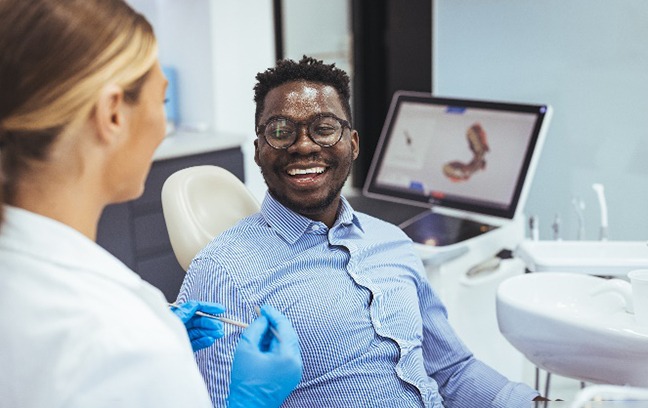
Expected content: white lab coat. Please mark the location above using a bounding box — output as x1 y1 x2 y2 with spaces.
0 206 213 408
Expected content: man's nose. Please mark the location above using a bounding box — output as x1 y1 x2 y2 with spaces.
288 124 321 153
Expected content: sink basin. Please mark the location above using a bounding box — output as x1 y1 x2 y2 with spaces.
496 272 648 386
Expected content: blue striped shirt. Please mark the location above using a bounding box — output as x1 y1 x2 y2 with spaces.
177 193 538 407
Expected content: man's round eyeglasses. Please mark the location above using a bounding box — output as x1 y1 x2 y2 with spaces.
256 114 351 150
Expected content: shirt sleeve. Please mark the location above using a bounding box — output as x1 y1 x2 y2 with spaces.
415 261 539 408
177 253 253 408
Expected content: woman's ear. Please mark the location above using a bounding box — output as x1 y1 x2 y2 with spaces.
93 84 127 145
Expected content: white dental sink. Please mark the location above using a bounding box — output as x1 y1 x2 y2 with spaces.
496 272 648 386
515 240 648 276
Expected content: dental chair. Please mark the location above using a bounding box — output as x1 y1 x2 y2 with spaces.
161 165 260 271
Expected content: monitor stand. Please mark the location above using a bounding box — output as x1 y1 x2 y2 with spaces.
399 211 498 247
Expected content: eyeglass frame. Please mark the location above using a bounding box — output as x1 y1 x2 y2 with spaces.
256 113 352 150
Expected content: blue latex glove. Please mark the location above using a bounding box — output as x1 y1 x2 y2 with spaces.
228 304 302 408
170 300 225 352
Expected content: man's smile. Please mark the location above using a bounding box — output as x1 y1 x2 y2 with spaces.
286 166 326 176
283 165 329 187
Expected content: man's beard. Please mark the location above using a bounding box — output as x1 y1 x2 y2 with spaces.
274 176 347 216
261 151 353 217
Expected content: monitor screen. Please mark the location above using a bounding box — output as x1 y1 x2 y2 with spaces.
363 91 552 220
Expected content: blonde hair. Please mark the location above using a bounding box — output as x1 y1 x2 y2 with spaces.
0 0 157 224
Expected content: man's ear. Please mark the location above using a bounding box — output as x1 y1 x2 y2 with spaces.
93 84 126 145
253 138 261 166
350 130 360 160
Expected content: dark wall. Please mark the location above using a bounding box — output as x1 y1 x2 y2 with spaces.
351 0 432 188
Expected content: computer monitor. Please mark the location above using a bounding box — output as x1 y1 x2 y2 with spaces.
362 91 552 246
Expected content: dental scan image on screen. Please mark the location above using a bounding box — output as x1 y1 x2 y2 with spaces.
364 92 551 246
374 101 539 213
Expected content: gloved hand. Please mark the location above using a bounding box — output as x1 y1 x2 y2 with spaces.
228 304 302 408
170 300 226 352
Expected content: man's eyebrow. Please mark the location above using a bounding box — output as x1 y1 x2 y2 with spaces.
263 112 338 123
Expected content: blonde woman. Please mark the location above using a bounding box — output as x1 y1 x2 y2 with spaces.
0 0 301 407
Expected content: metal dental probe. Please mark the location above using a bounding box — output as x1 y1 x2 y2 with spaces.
168 303 248 329
254 305 282 343
169 303 282 342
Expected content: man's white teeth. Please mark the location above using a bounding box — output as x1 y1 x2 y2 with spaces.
288 167 325 176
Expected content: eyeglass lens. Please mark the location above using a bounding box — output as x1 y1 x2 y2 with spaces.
263 115 344 148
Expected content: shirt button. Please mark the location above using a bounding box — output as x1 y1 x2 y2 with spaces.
311 225 320 231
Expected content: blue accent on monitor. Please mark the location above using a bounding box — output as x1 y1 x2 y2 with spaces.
446 106 466 114
409 181 424 192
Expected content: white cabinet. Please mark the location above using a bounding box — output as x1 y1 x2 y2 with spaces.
126 0 275 138
126 0 275 201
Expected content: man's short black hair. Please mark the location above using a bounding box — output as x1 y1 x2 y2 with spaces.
253 55 352 127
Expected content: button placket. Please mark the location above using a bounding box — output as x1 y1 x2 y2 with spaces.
370 288 384 329
339 242 386 334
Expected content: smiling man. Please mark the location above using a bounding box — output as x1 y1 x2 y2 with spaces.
176 56 541 408
253 76 357 228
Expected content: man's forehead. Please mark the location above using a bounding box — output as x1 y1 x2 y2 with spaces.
262 82 344 119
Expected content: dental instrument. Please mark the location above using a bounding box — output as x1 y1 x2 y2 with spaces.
254 305 282 343
592 183 608 240
529 215 539 241
168 303 282 342
169 303 249 329
551 213 561 241
571 196 585 240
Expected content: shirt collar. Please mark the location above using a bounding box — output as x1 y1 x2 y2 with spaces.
260 192 364 244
